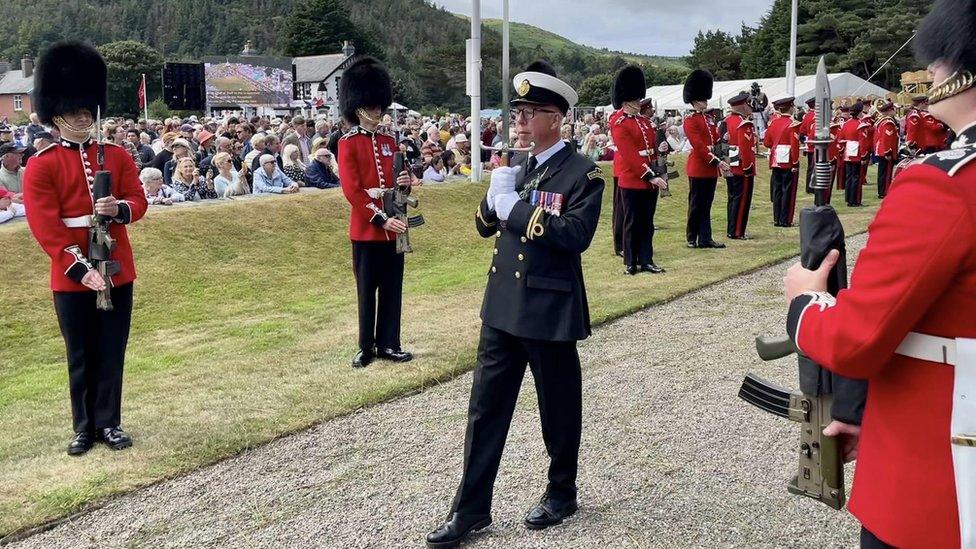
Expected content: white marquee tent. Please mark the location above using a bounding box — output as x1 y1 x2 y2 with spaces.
601 72 891 112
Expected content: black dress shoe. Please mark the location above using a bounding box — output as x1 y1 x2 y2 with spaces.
614 250 623 257
426 513 492 548
641 263 665 274
377 348 413 362
99 427 132 451
524 496 578 530
352 349 374 368
624 265 638 276
67 431 95 456
686 241 697 248
701 241 726 249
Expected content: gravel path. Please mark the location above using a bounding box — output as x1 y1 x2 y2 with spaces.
12 236 867 549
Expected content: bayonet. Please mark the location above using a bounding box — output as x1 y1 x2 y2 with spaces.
809 57 833 206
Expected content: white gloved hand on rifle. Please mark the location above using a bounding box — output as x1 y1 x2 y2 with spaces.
486 165 520 211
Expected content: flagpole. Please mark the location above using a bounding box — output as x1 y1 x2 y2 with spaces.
787 0 798 96
142 73 149 123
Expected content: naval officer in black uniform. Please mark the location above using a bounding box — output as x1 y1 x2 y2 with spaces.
426 60 605 548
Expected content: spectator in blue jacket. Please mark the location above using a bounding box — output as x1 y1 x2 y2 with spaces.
304 147 340 189
253 154 299 195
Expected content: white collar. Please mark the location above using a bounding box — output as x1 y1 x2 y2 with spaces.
529 139 566 168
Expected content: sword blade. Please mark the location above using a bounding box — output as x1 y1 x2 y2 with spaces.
501 0 511 151
812 56 833 204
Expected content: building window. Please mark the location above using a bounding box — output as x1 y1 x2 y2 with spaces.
13 95 22 111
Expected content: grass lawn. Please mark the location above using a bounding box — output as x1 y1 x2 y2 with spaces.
0 159 881 538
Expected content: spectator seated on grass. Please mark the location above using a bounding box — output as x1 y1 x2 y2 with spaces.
170 157 217 201
253 154 299 195
304 146 340 189
423 154 447 183
163 138 194 186
0 186 25 224
281 144 307 186
140 167 184 206
0 143 25 199
212 152 249 198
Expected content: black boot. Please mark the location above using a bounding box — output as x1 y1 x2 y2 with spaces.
524 495 578 530
624 265 638 276
67 431 95 456
352 348 374 368
376 348 413 362
99 427 132 451
641 263 664 274
426 513 492 548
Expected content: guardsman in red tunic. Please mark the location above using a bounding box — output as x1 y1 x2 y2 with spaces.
337 57 417 368
23 42 148 456
681 69 728 249
610 66 666 275
763 96 801 227
904 96 925 154
783 3 976 545
608 98 625 257
799 97 817 193
873 101 899 199
724 92 757 239
840 101 870 206
922 106 950 153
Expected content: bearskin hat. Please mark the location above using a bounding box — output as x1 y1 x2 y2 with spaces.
525 60 557 77
33 41 107 126
683 69 713 104
612 65 646 109
339 56 392 125
915 0 976 73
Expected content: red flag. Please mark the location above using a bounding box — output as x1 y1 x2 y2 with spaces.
137 74 146 110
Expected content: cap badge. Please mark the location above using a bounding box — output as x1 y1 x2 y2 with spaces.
518 79 531 97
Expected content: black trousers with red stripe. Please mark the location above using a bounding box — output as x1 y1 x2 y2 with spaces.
876 156 894 198
620 187 658 266
770 168 798 226
844 161 865 206
726 174 754 238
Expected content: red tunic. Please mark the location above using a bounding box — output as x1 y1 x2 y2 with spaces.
338 126 398 242
873 117 899 158
611 112 658 190
763 113 800 169
799 109 816 153
23 139 148 292
923 112 949 151
905 110 922 149
724 113 756 176
787 135 976 547
682 111 720 179
608 109 624 178
840 118 869 162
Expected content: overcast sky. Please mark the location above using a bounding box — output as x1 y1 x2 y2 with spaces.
433 0 773 57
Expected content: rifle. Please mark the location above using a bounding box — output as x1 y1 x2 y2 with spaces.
89 172 121 311
738 57 865 511
383 152 425 254
653 126 678 198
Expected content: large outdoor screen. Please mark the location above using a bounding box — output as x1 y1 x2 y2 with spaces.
203 56 293 108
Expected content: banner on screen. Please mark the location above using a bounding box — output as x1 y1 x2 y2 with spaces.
203 56 293 108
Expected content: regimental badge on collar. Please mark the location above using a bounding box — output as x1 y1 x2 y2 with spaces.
518 79 531 97
381 143 393 157
529 190 563 216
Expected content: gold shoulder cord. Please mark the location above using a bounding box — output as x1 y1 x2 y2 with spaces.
928 71 975 104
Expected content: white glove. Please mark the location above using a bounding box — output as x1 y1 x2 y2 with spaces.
494 191 520 221
366 188 385 199
487 165 521 211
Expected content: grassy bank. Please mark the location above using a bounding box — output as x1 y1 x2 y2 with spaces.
0 160 881 538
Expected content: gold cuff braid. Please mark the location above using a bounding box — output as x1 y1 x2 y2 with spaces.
526 207 545 240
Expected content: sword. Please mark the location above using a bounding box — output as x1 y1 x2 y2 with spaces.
486 0 532 168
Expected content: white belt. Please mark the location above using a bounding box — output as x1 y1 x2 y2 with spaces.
894 331 957 365
61 215 92 228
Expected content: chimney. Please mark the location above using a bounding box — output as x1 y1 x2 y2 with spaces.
342 40 355 58
21 58 32 78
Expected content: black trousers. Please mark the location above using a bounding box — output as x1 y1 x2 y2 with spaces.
770 168 798 226
860 527 894 548
620 187 658 266
686 177 717 246
352 241 404 351
451 324 583 516
53 283 133 434
876 156 894 199
612 177 623 254
845 161 865 206
726 174 754 238
804 151 815 193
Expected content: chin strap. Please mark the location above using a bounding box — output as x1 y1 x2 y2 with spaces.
929 71 976 105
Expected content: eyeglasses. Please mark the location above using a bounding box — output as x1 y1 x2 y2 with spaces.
512 107 559 121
